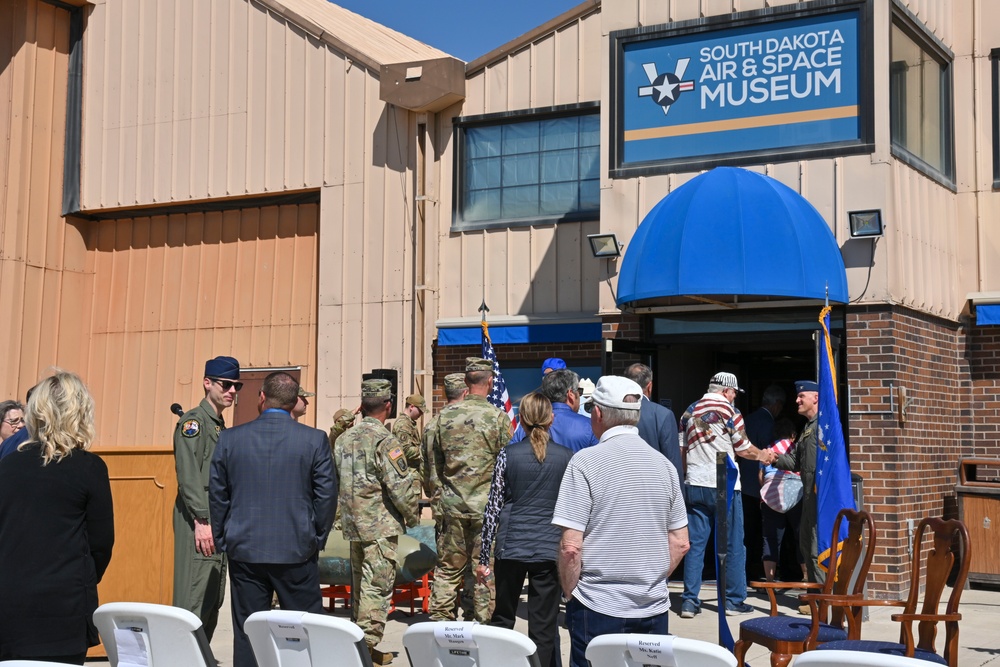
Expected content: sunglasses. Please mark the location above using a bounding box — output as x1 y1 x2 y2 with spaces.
210 378 244 392
583 401 596 414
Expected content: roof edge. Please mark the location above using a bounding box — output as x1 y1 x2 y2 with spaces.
254 0 380 71
466 0 601 75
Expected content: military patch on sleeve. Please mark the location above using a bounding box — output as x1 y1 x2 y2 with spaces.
387 446 408 475
182 420 201 437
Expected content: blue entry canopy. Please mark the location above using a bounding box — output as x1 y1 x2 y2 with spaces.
617 167 849 308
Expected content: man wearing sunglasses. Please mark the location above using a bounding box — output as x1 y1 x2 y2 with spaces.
172 355 241 641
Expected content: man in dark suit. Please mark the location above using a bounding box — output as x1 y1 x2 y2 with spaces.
625 363 683 481
209 372 337 667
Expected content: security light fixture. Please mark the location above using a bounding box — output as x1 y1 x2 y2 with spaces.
588 233 623 258
849 210 884 238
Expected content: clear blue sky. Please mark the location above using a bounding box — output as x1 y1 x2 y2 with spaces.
331 0 584 62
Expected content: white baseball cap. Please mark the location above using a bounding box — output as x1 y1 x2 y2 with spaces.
587 376 644 411
711 371 744 393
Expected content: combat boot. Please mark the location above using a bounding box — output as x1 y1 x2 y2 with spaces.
369 646 393 665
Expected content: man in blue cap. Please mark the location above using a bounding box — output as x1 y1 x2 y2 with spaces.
541 357 567 376
173 355 241 640
773 380 823 601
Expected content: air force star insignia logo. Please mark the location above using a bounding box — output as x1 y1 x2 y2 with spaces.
638 59 695 115
182 420 200 437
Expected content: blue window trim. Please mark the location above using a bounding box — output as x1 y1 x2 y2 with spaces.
437 322 603 346
452 102 601 231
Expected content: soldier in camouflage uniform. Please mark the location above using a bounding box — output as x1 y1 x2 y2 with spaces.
335 379 420 665
426 358 511 622
422 373 477 618
392 393 425 471
421 374 466 498
329 408 357 449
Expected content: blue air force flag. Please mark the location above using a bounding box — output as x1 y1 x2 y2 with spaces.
816 306 856 572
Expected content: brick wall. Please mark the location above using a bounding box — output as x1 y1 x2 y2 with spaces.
846 304 981 595
969 325 1000 458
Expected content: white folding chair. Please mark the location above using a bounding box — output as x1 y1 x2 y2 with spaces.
402 621 539 667
93 602 216 667
586 634 737 667
243 609 372 667
0 662 92 666
796 649 936 667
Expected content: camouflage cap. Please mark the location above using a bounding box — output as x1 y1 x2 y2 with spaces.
465 357 493 372
405 393 427 411
298 387 315 397
444 373 466 391
361 378 392 398
333 408 355 423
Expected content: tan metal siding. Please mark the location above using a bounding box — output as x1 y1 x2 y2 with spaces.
85 204 319 445
0 0 93 401
437 9 603 323
81 0 395 209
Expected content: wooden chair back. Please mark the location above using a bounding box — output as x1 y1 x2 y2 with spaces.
823 508 876 631
899 518 971 664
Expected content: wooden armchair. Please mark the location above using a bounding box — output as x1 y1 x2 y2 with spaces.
812 517 971 667
733 508 876 667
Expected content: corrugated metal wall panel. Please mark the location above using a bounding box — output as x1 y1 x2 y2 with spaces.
81 0 362 209
85 204 318 445
438 8 601 322
0 0 94 402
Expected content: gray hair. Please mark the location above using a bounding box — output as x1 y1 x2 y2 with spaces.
0 400 24 423
541 369 580 405
444 385 467 402
708 383 728 394
596 395 641 428
624 363 652 388
761 384 786 407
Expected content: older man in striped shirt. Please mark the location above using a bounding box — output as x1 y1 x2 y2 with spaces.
553 376 689 667
678 371 775 619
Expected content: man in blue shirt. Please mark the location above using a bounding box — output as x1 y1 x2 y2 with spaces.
511 369 598 452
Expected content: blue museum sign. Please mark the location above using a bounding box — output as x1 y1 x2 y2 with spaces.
611 2 872 174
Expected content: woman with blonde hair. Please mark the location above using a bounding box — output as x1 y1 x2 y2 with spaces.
476 392 573 667
0 371 115 664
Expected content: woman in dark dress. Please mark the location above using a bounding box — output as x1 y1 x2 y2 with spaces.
476 392 573 667
0 371 115 664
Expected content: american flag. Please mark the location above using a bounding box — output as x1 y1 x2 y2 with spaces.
481 321 517 428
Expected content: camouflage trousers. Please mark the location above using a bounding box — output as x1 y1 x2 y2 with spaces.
429 515 493 622
350 536 399 648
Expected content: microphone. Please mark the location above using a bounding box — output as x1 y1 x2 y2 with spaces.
170 403 184 417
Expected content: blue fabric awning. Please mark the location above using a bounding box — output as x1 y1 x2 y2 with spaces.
977 304 1000 326
617 167 849 308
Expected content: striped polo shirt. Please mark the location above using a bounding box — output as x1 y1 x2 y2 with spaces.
552 425 687 618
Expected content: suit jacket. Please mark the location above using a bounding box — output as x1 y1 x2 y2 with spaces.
209 409 337 564
741 406 775 497
637 396 684 482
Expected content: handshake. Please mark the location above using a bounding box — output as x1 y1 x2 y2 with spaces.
758 448 778 465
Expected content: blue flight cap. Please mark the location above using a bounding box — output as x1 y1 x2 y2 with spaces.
795 380 819 394
542 357 567 376
205 356 241 380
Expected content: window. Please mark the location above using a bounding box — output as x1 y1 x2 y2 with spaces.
454 105 600 229
889 11 954 185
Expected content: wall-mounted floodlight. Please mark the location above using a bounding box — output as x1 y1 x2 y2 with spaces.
849 210 884 238
588 233 623 258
